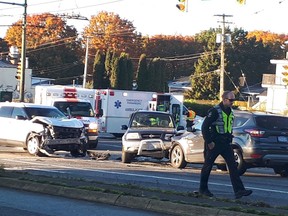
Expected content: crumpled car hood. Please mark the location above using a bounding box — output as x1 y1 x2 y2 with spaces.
31 116 84 128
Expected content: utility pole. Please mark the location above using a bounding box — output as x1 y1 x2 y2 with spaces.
0 0 27 101
214 14 232 99
20 0 27 102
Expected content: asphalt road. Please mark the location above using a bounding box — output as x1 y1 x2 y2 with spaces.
0 138 288 209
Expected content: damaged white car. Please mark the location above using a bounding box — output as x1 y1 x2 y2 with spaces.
0 102 87 157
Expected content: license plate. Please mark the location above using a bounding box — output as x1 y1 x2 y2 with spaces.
278 136 288 142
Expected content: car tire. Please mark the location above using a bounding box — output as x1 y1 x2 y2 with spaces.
26 134 42 156
70 141 87 157
234 149 246 176
216 149 246 175
88 139 98 149
70 149 87 157
122 150 134 163
170 144 187 169
273 167 288 177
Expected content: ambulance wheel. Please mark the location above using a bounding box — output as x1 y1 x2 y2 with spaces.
122 151 134 163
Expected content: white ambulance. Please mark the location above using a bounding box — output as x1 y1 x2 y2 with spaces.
34 85 100 148
94 89 187 136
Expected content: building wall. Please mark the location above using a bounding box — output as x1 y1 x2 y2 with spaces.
0 66 34 102
264 59 288 115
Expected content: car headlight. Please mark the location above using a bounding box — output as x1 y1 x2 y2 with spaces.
125 133 141 140
89 122 98 129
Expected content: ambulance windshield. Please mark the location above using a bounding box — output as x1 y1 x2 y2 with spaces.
54 102 95 117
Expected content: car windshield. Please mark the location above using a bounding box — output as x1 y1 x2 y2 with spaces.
54 101 95 117
24 107 67 119
131 112 175 128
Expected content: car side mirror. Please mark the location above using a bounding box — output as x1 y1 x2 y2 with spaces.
15 115 27 120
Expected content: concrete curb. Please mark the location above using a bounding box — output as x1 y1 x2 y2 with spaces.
0 177 255 216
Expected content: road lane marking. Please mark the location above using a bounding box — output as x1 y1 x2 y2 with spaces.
2 158 288 195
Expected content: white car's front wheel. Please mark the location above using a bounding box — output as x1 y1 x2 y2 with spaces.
26 134 41 156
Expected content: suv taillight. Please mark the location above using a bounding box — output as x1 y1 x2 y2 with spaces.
244 129 265 137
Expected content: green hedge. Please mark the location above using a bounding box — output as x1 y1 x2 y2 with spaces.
184 99 218 117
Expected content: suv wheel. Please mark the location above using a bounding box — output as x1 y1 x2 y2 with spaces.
170 144 187 168
216 149 246 175
88 139 98 149
122 150 134 163
70 141 87 157
234 149 246 176
273 167 288 177
26 134 41 156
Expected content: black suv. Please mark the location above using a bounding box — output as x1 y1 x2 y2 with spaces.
170 110 288 177
121 110 184 163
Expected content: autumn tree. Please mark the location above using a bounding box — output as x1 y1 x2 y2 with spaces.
143 35 200 78
247 30 288 59
4 13 83 84
225 28 272 89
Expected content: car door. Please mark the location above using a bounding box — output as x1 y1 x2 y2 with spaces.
0 105 12 142
6 107 31 144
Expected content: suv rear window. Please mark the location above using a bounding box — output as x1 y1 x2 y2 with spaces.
255 116 288 131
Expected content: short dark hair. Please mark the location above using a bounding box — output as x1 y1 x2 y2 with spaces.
222 91 232 99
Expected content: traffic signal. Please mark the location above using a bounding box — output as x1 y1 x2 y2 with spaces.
282 65 288 85
176 0 187 12
15 61 22 80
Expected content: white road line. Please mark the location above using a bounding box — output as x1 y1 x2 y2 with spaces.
2 158 288 195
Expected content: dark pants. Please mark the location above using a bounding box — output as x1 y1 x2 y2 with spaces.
199 141 245 193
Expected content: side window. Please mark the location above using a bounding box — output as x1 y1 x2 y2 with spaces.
233 116 249 127
11 107 27 119
0 106 13 118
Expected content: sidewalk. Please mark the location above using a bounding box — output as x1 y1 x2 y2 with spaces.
1 170 287 216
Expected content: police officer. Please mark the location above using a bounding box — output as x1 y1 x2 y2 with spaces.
198 91 252 199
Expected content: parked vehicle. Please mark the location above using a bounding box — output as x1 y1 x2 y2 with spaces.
121 110 184 163
34 85 99 148
0 102 87 157
95 89 187 136
170 110 288 177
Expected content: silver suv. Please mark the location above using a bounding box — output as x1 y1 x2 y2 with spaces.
121 110 184 163
0 102 87 157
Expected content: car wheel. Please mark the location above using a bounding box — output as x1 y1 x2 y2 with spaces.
273 167 288 177
170 145 187 169
88 139 98 149
217 149 247 175
233 149 246 176
70 149 87 157
122 150 134 163
70 141 87 157
26 134 41 156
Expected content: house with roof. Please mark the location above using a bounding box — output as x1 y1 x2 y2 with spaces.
261 58 288 115
0 57 33 102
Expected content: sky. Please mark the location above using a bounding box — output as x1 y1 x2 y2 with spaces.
0 0 287 39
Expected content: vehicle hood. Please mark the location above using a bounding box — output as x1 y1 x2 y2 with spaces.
31 116 84 128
